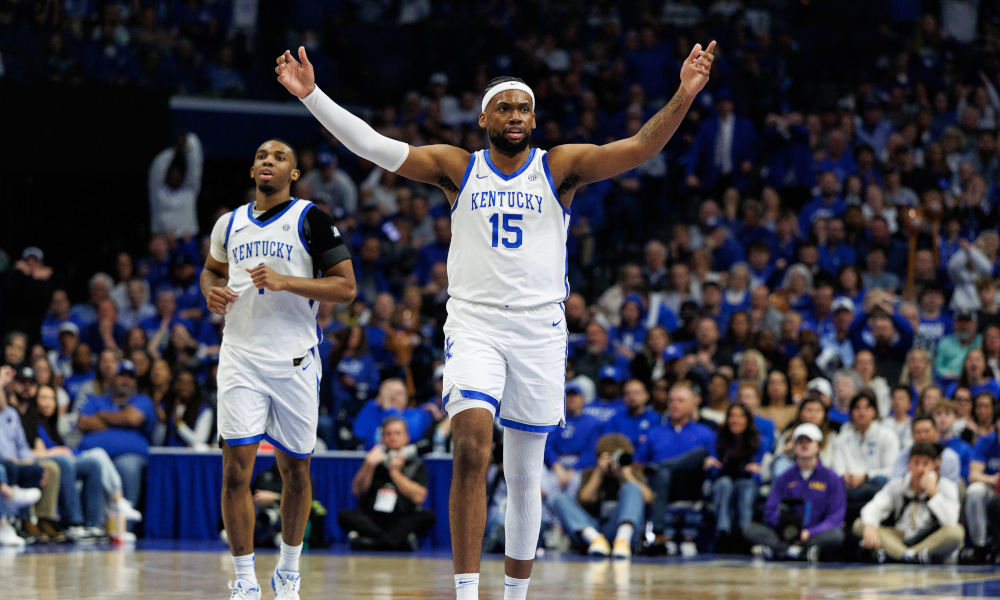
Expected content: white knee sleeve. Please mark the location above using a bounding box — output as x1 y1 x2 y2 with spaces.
503 428 548 561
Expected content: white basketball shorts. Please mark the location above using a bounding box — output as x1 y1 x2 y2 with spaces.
216 342 321 458
442 297 567 432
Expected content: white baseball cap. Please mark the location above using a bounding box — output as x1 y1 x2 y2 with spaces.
792 423 824 443
806 377 833 398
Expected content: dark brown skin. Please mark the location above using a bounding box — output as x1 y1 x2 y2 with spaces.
202 140 356 562
276 40 716 581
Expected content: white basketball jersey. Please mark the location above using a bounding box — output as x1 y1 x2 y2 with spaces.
448 148 570 309
222 199 319 366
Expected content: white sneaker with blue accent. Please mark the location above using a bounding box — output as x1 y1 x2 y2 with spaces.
272 569 301 600
228 579 261 599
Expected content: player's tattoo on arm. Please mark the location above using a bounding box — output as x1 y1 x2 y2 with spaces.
434 172 458 193
638 91 685 144
557 173 581 196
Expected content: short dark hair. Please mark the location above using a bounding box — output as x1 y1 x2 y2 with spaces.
911 414 935 432
892 385 912 399
381 416 408 433
910 441 941 460
262 138 299 168
849 390 880 417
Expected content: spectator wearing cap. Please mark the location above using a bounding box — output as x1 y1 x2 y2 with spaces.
856 442 964 564
608 294 648 361
574 322 627 385
46 322 80 380
542 384 603 502
833 392 900 510
303 149 358 214
948 237 995 312
684 88 759 193
818 297 856 373
931 401 976 482
40 289 74 350
604 379 659 447
748 422 846 562
935 310 982 381
963 406 1000 563
2 247 54 345
415 217 451 286
76 360 157 507
70 273 114 328
80 300 126 356
636 384 716 553
893 415 962 483
583 366 626 424
847 295 914 387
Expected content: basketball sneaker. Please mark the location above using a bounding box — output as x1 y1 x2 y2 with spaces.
228 580 261 599
271 569 301 600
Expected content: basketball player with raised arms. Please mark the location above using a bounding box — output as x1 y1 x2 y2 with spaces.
277 41 715 600
201 139 357 600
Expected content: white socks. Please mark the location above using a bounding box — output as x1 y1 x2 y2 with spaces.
455 573 479 600
581 526 601 544
615 524 634 543
276 541 302 573
503 575 530 600
232 553 257 587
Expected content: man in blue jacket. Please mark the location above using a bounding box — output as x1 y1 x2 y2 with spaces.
604 379 660 447
744 423 846 562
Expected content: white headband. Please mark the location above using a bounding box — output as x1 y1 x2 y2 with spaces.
482 81 535 112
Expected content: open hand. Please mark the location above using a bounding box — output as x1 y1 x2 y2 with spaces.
680 41 716 96
276 47 316 100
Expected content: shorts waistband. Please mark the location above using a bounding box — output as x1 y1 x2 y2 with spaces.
449 296 563 312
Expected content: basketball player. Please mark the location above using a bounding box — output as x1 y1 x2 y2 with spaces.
201 139 357 600
277 41 715 600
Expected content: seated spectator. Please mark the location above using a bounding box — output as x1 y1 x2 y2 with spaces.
354 379 432 450
833 392 900 510
329 325 381 444
935 310 982 381
542 384 602 500
73 349 120 415
339 417 435 551
549 433 653 558
705 403 763 543
582 366 626 423
931 400 976 482
768 395 838 480
898 348 936 411
116 280 157 333
162 369 214 448
882 386 914 448
40 289 73 350
851 349 892 416
76 360 156 509
70 273 113 328
892 415 963 483
700 372 731 426
745 423 846 562
574 322 626 384
734 383 776 458
608 294 647 362
971 392 997 441
962 404 1000 564
604 379 659 447
629 326 670 389
946 348 1000 399
686 317 735 380
80 300 126 356
762 370 795 427
46 323 79 379
855 442 964 564
638 383 716 556
31 356 71 418
63 343 96 402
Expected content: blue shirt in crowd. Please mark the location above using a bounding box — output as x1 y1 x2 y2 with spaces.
544 412 603 471
604 406 660 447
765 461 846 536
77 393 157 457
635 419 716 464
582 398 625 424
943 437 975 482
973 431 1000 476
352 400 433 449
0 407 35 461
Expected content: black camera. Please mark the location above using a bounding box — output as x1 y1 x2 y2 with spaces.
610 448 633 467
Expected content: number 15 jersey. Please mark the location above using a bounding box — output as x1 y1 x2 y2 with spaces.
447 148 570 309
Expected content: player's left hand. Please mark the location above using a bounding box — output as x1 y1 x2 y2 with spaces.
247 264 289 292
679 41 716 96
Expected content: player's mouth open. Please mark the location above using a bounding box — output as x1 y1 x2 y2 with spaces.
506 127 524 139
260 169 274 180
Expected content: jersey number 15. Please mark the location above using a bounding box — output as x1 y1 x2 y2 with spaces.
489 213 523 249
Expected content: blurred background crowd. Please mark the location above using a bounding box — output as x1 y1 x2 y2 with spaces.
2 0 1000 564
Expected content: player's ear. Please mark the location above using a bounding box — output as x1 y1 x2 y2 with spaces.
290 168 300 181
249 166 256 179
478 112 486 129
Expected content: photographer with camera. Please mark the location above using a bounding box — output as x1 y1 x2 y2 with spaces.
339 416 435 551
548 433 653 559
745 423 846 562
854 442 963 564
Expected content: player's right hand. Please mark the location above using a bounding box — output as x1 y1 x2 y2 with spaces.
206 286 238 315
276 46 316 100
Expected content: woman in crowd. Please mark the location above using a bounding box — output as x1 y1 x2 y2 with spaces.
852 350 890 417
722 265 752 314
123 328 148 354
328 325 381 444
982 325 1000 377
705 403 762 544
768 394 838 480
829 370 863 425
162 369 214 448
758 370 796 432
129 348 153 392
702 373 732 427
736 349 768 395
722 311 753 361
754 328 788 373
630 326 670 388
837 264 866 307
898 348 936 412
787 356 809 404
31 356 71 414
972 392 997 442
946 349 1000 399
734 383 777 459
916 386 945 417
780 264 814 314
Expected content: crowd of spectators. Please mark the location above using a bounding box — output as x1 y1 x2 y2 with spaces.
2 0 1000 565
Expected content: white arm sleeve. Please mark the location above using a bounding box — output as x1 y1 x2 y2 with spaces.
209 212 231 263
300 86 410 172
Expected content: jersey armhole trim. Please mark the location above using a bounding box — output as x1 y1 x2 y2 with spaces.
452 153 477 215
223 210 238 252
541 153 571 216
297 200 316 254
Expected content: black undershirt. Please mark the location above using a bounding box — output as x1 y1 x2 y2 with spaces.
255 201 351 272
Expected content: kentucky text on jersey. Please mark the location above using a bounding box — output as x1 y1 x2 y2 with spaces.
230 240 295 266
470 190 545 213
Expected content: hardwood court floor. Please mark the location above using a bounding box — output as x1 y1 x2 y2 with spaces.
2 543 1000 599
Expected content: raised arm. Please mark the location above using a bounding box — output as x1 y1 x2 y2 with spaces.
276 47 469 199
546 41 716 198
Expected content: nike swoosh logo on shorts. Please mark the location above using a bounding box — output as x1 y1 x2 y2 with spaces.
552 319 562 327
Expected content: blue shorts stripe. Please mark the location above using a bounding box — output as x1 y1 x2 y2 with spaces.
223 433 265 447
263 433 312 459
459 389 500 408
499 418 559 433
